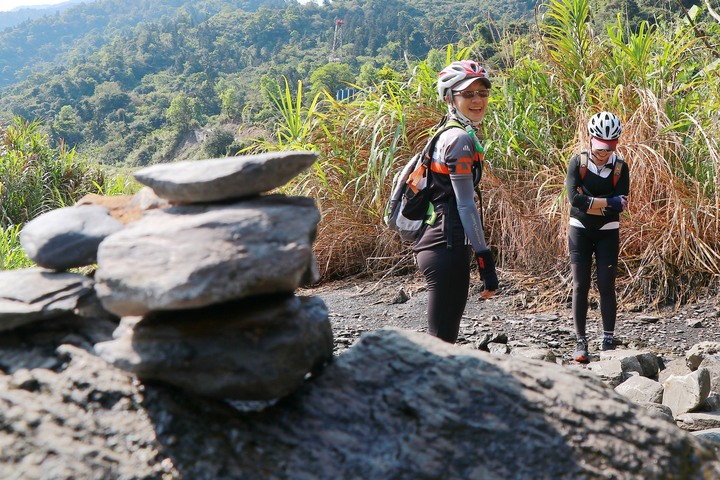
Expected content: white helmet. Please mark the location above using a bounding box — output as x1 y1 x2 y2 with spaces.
587 112 622 140
437 60 491 101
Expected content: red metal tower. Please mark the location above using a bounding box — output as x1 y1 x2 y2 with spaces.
329 19 344 62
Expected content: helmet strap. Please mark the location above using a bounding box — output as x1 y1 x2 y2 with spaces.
447 103 481 128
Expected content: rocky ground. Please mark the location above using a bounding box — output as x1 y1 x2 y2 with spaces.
301 271 720 364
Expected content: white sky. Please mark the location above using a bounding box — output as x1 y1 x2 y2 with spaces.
0 0 69 12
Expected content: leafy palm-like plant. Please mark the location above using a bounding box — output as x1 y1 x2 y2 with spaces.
264 76 322 152
1 117 110 227
538 0 595 104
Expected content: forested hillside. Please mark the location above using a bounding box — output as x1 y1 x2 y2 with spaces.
0 0 282 88
0 0 701 166
0 0 97 32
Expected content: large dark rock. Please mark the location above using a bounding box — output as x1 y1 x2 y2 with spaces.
95 294 333 400
145 329 720 479
0 318 173 480
1 327 719 479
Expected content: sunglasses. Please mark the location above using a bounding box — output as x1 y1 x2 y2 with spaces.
594 148 614 153
452 90 490 99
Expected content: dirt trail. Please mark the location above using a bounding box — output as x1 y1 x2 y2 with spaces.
301 272 720 361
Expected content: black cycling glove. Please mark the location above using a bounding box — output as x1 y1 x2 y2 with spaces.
476 249 499 293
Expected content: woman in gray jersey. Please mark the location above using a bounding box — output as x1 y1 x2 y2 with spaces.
412 60 498 343
565 112 630 362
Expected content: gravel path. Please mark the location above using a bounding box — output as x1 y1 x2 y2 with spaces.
301 272 720 363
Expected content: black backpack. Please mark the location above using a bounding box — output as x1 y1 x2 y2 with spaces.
384 121 464 242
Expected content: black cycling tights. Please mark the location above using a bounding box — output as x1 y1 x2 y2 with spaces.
572 262 617 337
416 246 471 343
569 226 619 338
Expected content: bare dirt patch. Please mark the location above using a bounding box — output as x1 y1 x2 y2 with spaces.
301 271 720 363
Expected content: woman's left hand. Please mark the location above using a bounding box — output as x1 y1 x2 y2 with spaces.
621 195 629 210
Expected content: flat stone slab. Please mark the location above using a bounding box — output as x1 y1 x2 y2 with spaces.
94 195 320 316
132 151 319 203
0 268 95 331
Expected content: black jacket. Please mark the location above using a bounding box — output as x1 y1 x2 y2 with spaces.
565 151 630 230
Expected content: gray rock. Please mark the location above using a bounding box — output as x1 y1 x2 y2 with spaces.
687 341 720 370
663 368 712 416
180 329 717 479
659 357 692 384
677 412 720 431
95 294 333 400
588 358 642 388
637 401 674 423
688 318 704 328
0 269 96 331
699 355 720 396
509 346 556 363
76 188 170 224
475 331 508 350
705 393 720 411
94 195 320 316
615 375 664 404
488 342 510 355
129 186 171 211
600 348 660 378
20 205 123 270
2 323 720 479
133 151 319 203
692 428 720 455
0 344 173 480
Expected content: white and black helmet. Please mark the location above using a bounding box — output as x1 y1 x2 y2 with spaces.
437 60 491 101
587 112 622 140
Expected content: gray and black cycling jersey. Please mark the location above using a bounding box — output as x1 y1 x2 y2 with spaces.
413 127 487 253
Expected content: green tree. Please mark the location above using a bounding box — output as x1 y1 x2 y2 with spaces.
217 85 244 121
309 62 355 97
357 62 380 87
377 65 401 82
89 81 130 115
52 105 83 146
203 128 235 158
166 93 201 133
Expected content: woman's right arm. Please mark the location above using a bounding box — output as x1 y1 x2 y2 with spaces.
566 155 595 212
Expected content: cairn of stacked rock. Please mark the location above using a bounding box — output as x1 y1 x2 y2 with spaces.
12 151 332 400
3 150 720 477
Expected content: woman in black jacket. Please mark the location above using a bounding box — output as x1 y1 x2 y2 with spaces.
566 112 630 362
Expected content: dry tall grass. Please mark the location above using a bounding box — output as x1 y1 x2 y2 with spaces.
265 0 720 310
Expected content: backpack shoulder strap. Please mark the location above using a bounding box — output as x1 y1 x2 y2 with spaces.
578 151 589 181
612 156 624 188
578 152 624 187
421 120 465 166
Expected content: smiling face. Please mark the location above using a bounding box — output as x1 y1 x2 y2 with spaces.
591 148 613 165
447 78 490 123
590 136 617 164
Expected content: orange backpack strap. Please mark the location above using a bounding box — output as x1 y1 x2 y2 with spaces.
579 152 623 188
612 156 624 188
578 151 589 181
